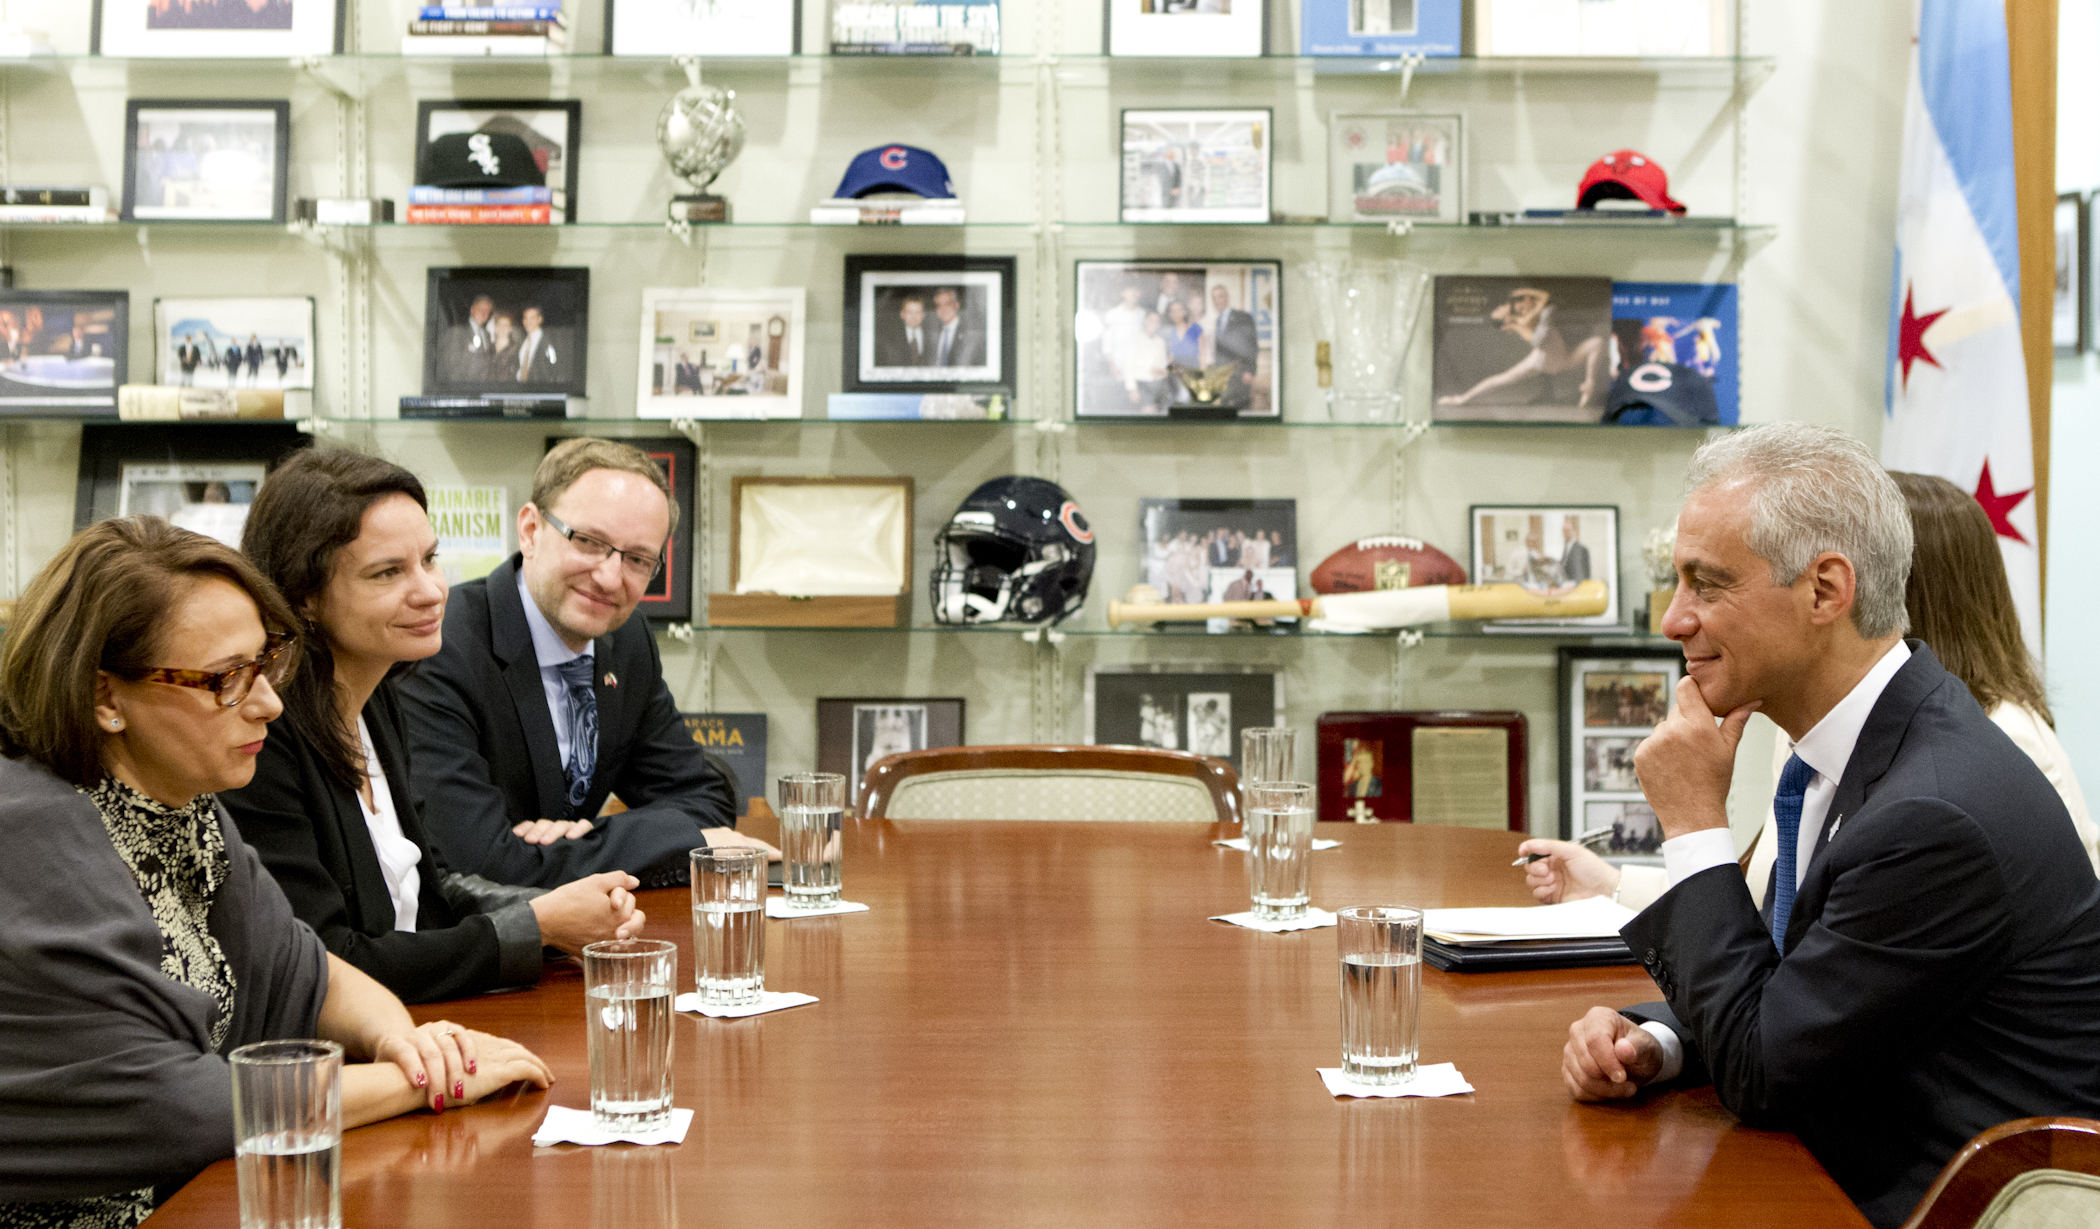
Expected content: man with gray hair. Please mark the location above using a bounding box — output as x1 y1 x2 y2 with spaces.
1558 423 2100 1227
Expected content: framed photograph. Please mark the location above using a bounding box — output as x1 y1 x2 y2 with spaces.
93 0 345 57
154 297 313 392
1557 646 1683 841
1431 275 1615 423
122 100 290 224
416 100 581 223
1315 710 1528 829
543 435 695 625
638 287 805 420
425 267 589 399
1137 497 1296 605
1074 260 1279 420
607 0 798 55
2056 192 2087 355
1328 112 1463 225
0 290 128 416
1105 0 1266 57
1607 281 1738 426
1085 667 1281 772
842 255 1015 397
1469 504 1621 629
74 422 308 532
1120 109 1271 224
816 697 965 792
1301 0 1462 57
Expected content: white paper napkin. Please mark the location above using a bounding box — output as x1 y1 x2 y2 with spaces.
1211 907 1339 932
765 898 870 919
532 1104 693 1147
1213 837 1342 851
1317 1063 1474 1099
672 990 817 1018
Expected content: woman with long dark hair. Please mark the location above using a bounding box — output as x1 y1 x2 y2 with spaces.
223 448 645 1004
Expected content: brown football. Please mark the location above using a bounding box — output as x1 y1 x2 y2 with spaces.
1309 535 1468 595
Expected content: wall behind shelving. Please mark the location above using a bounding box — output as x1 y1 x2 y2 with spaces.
0 0 1918 842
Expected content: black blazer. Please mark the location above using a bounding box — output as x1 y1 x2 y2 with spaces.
397 556 736 888
1622 643 2100 1228
221 682 545 1005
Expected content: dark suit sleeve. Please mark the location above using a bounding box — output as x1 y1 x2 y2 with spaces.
220 729 533 1005
1619 801 2012 1127
602 633 738 882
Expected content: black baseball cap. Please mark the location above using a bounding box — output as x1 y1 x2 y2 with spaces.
1604 362 1720 427
419 132 545 189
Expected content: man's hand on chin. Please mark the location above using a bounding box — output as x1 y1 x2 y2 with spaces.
1634 675 1758 840
1564 1007 1665 1101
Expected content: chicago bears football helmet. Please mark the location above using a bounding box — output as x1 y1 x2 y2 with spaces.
931 477 1095 625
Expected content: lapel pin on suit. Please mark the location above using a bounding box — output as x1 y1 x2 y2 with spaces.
1829 812 1844 839
603 671 618 688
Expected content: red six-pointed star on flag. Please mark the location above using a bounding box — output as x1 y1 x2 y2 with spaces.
1972 459 2032 546
1897 283 1949 390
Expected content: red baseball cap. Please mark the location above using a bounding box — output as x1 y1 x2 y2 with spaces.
1576 149 1685 214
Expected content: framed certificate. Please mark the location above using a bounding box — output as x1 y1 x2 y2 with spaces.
1315 710 1528 830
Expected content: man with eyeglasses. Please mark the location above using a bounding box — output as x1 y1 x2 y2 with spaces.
400 438 776 888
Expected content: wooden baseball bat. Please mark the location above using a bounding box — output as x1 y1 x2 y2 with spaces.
1106 580 1610 629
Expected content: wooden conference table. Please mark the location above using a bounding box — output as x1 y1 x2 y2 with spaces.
149 821 1868 1228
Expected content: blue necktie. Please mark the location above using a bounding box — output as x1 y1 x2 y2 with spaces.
1769 753 1816 953
936 325 953 366
556 656 599 815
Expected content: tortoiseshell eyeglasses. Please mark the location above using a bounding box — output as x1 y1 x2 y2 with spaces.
108 635 293 707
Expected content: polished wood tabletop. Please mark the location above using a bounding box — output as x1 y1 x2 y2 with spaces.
149 821 1867 1228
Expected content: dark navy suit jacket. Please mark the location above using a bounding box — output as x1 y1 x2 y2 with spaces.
1622 642 2100 1227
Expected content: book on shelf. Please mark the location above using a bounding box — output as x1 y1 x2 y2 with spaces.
831 1 999 55
3 187 102 208
117 385 306 422
399 394 578 419
407 185 557 206
809 197 966 226
408 20 565 36
0 204 117 224
418 4 564 17
401 34 563 55
405 203 554 225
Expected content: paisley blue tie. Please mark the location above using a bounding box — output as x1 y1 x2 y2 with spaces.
1769 753 1815 953
556 656 598 816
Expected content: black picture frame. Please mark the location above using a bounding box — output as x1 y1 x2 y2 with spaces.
1554 645 1684 842
541 434 695 626
92 0 346 57
415 99 582 224
815 697 966 793
1073 258 1281 421
74 422 310 532
0 289 130 417
1085 667 1279 772
841 254 1016 397
425 266 590 399
121 99 291 225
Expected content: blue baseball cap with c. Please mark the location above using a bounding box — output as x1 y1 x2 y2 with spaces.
834 144 956 199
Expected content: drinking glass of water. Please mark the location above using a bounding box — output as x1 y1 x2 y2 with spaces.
778 772 846 909
1338 906 1423 1085
1245 781 1315 921
231 1039 341 1229
583 938 677 1133
1239 726 1296 836
690 846 766 1006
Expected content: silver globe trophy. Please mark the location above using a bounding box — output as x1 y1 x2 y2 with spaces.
658 62 746 224
1303 259 1430 422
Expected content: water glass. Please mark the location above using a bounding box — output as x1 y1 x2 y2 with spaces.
1245 781 1315 921
1338 906 1424 1085
1239 726 1296 833
779 772 846 909
691 846 766 1006
231 1039 342 1229
583 938 677 1133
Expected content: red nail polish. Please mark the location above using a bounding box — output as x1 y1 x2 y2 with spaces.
454 1081 464 1100
415 1072 427 1087
434 1095 446 1112
467 1060 478 1074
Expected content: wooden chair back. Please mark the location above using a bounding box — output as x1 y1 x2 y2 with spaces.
858 745 1240 824
1901 1117 2100 1229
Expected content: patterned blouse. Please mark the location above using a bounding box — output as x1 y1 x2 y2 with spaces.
0 779 237 1229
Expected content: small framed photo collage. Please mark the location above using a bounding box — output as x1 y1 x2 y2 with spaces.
1557 647 1684 848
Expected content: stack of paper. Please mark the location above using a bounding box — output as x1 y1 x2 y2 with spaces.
1422 896 1638 972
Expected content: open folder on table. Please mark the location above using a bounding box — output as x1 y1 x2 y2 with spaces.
1421 897 1640 972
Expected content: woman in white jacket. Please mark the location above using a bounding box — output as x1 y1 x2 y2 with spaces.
1523 470 2097 910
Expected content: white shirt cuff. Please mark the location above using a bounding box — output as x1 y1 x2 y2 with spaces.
1661 827 1739 887
1639 1020 1685 1084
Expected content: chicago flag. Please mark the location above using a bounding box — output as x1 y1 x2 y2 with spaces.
1882 0 2041 652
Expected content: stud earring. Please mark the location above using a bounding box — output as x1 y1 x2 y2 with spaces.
107 718 123 731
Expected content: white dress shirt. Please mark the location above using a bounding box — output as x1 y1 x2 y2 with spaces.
356 716 423 933
517 570 593 769
1642 640 1913 1081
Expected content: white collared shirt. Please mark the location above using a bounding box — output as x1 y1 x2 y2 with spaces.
517 569 594 769
356 716 423 933
1642 639 1912 1081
